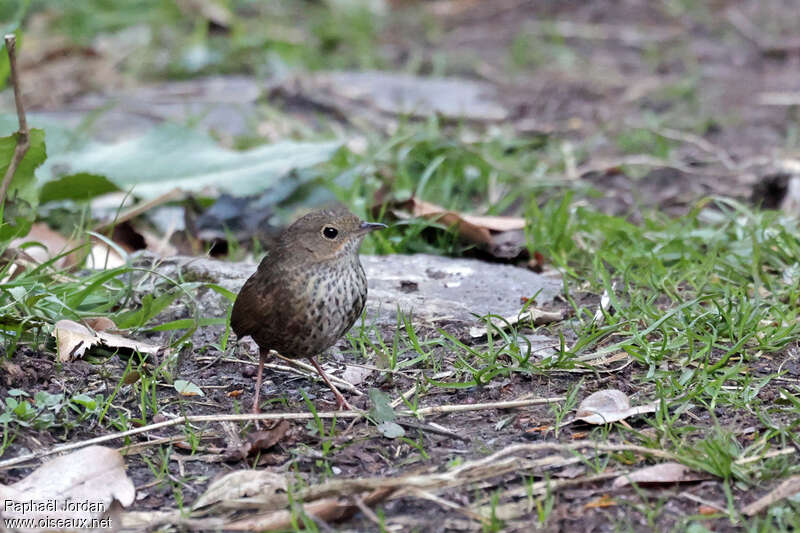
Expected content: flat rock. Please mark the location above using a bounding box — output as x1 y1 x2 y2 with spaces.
153 253 562 334
277 71 509 124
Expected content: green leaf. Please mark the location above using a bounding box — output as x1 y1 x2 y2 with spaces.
37 122 341 199
174 380 204 397
0 128 46 241
114 290 180 329
376 421 405 439
368 387 396 423
71 393 96 410
39 172 119 203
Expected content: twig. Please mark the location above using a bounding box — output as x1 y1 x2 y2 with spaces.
0 395 564 469
680 492 727 513
734 446 797 466
410 489 487 523
0 34 30 207
409 397 564 417
351 496 383 527
397 420 469 442
646 126 737 171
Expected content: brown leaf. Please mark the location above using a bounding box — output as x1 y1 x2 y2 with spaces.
0 446 135 523
84 316 117 332
390 197 528 259
1 360 24 385
9 223 80 268
612 462 711 488
584 494 616 509
225 420 290 461
469 307 564 338
53 319 166 362
224 487 395 531
342 364 373 387
192 470 287 512
575 389 657 425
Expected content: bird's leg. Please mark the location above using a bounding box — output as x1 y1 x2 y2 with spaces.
308 357 357 411
252 350 266 415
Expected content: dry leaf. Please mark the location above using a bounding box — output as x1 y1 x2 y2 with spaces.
469 307 564 338
612 462 711 488
84 316 116 332
342 365 373 386
53 319 165 362
224 420 291 461
389 197 528 259
575 389 657 425
224 488 395 531
0 446 135 524
9 223 79 268
192 470 288 512
584 494 616 509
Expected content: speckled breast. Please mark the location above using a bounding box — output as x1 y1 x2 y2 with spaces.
257 255 367 358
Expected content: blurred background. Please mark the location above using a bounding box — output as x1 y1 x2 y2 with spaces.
1 0 799 264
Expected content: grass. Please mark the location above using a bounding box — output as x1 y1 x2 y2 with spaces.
2 121 799 529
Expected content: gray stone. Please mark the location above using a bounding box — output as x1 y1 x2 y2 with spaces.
152 253 562 334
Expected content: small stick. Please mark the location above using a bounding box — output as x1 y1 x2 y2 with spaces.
408 397 564 417
0 396 565 469
0 34 30 207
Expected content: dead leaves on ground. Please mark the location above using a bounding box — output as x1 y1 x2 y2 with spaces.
53 318 166 362
574 389 657 425
612 462 711 488
385 197 529 259
0 446 135 524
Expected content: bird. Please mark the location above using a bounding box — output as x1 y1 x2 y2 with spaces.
230 207 386 412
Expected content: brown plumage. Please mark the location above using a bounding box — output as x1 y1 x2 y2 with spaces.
231 207 385 412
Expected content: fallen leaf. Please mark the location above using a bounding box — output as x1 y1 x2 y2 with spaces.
192 470 287 512
85 316 116 332
55 319 100 360
225 420 291 461
9 222 78 268
388 197 528 259
584 494 616 509
0 446 135 523
174 380 204 397
342 365 373 387
469 307 564 338
40 123 342 199
612 462 711 488
53 319 166 362
0 360 23 385
376 421 406 439
575 389 657 425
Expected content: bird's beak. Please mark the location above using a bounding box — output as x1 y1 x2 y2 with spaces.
358 221 388 234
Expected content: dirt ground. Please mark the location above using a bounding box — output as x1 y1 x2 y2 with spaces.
2 0 800 531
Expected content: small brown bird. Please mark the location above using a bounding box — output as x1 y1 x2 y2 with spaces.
231 207 385 412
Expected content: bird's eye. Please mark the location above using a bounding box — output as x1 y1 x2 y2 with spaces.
322 226 339 239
